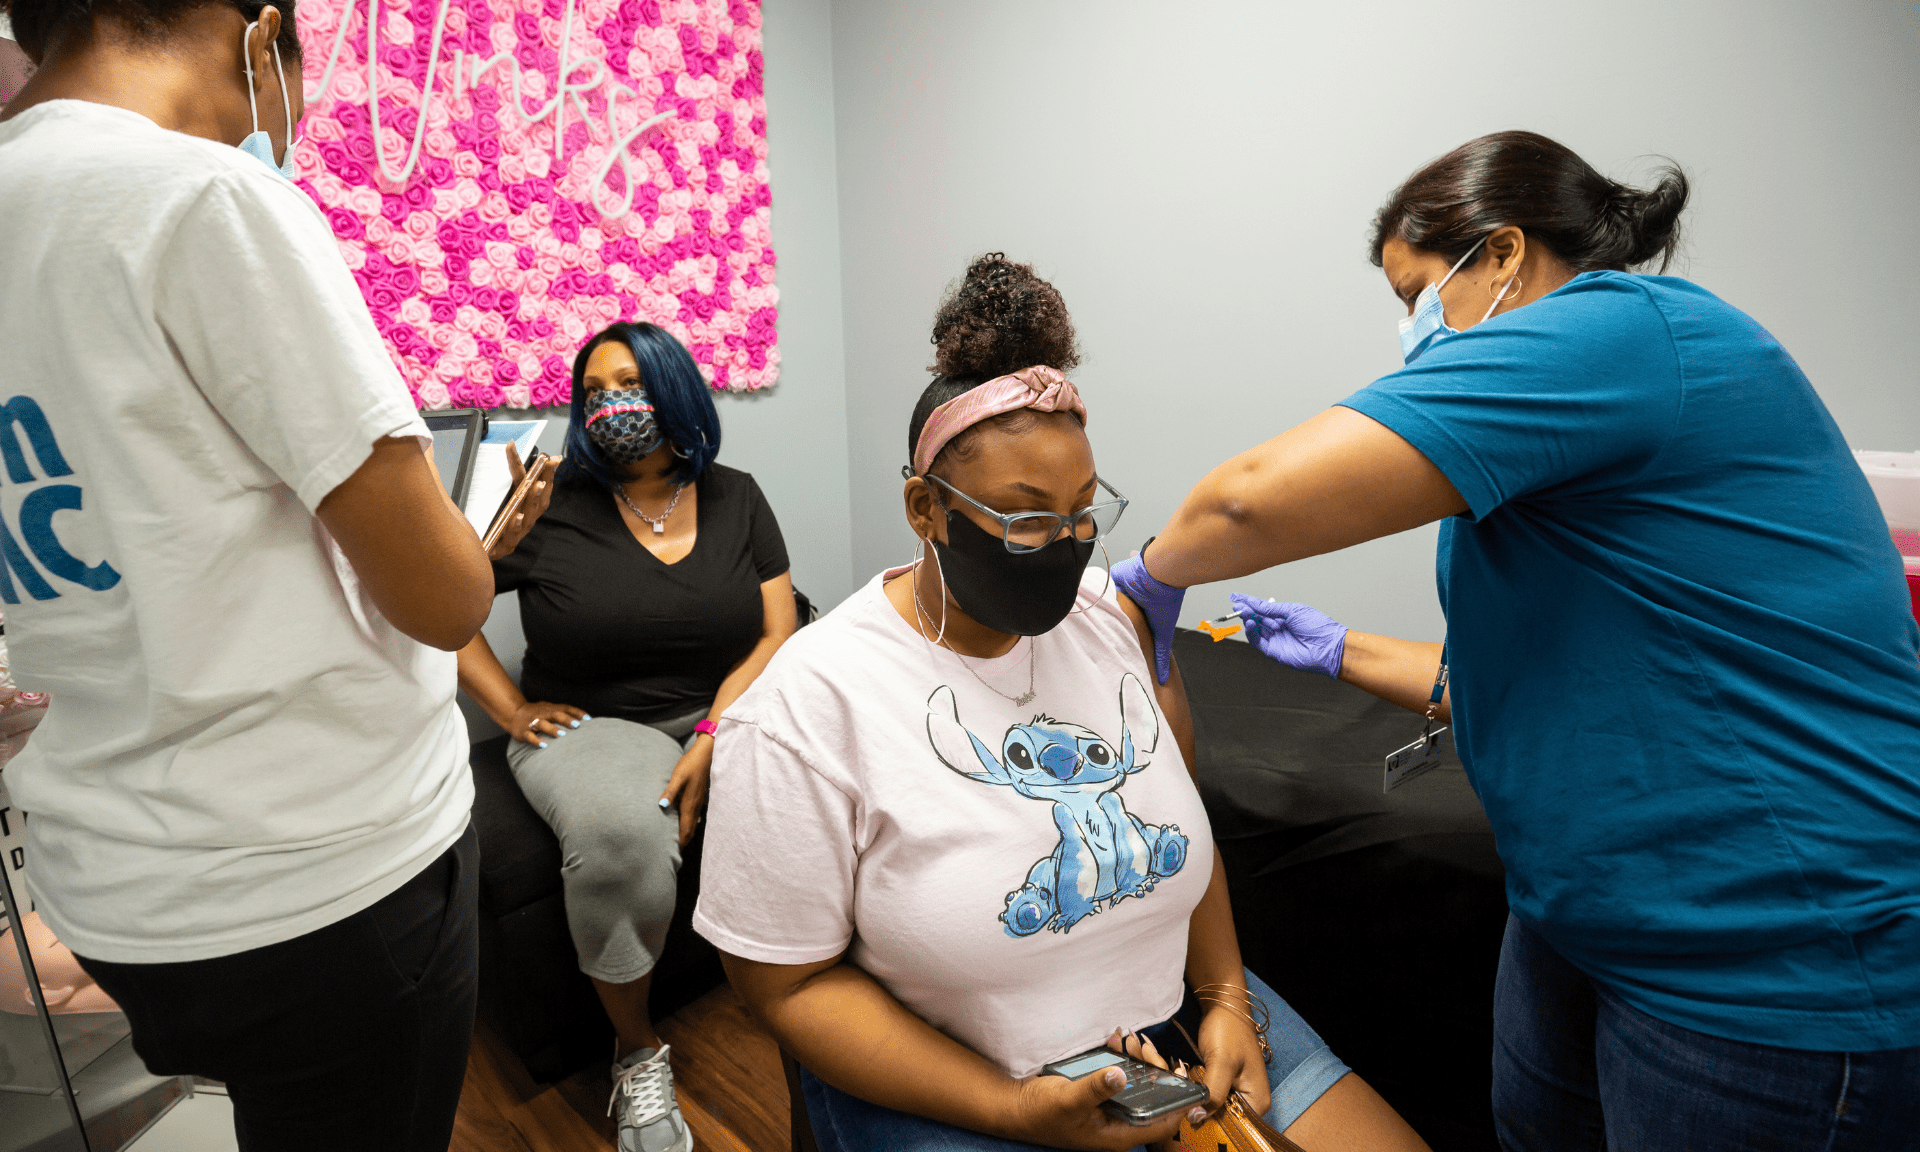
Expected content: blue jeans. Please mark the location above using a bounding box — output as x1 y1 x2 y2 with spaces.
798 968 1349 1152
1493 914 1920 1151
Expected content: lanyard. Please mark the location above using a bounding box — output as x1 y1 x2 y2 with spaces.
1423 641 1449 736
1385 640 1451 793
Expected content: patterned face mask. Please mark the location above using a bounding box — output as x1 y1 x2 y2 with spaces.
584 388 665 464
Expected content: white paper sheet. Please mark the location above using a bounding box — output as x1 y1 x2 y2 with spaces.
462 420 547 533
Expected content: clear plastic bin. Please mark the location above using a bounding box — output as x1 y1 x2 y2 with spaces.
1855 450 1920 621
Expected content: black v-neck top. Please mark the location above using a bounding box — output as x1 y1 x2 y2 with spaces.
492 463 790 724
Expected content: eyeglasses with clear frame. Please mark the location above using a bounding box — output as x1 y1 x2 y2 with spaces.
925 474 1129 554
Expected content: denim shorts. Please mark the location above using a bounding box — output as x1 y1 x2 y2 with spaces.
799 967 1350 1152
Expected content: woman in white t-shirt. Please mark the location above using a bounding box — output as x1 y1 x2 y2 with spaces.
694 255 1429 1151
0 4 499 1150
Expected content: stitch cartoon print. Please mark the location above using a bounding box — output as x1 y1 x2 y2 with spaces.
927 674 1188 938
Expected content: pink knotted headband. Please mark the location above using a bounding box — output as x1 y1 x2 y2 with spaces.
911 365 1088 476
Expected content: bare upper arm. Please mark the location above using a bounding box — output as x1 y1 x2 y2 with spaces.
316 436 493 651
1226 406 1467 561
1150 406 1469 588
721 950 843 1023
759 571 799 641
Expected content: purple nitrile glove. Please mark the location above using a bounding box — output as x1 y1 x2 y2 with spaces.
1111 551 1186 685
1229 594 1349 679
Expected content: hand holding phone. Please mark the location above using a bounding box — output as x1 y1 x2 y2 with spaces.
483 447 555 558
1012 1053 1194 1150
1042 1045 1209 1128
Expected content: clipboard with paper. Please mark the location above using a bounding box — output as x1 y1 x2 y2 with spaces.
461 420 549 549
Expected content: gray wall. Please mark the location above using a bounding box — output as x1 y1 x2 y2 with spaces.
822 0 1920 640
470 0 1920 738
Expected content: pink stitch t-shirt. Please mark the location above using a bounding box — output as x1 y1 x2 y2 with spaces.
693 567 1215 1078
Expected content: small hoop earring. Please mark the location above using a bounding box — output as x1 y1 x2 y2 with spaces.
1480 274 1524 324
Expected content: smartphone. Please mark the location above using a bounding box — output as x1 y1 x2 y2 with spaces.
481 448 550 552
1040 1046 1208 1127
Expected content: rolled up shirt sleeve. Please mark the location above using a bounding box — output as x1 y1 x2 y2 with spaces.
153 170 423 513
693 708 859 965
1339 275 1684 521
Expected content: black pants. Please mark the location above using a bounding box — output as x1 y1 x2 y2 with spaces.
77 822 479 1152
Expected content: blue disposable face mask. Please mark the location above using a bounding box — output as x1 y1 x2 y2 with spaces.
238 22 298 179
1397 235 1510 364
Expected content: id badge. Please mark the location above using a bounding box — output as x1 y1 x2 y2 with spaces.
1383 725 1449 793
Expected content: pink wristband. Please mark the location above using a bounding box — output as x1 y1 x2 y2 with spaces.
693 719 718 737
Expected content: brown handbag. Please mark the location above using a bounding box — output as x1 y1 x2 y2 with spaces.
1150 1087 1305 1152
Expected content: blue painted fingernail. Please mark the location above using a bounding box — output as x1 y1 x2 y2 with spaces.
570 720 581 728
658 798 671 809
538 741 548 749
582 714 593 720
555 728 567 736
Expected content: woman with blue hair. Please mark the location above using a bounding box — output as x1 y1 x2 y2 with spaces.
457 321 797 1152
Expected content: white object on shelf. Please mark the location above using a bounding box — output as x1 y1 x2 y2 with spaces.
1855 450 1920 570
127 1088 238 1152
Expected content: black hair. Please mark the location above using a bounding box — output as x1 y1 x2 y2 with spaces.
2 0 302 65
907 252 1081 476
1369 130 1688 274
560 321 721 490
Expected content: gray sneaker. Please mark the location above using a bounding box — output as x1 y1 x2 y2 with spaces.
607 1045 693 1152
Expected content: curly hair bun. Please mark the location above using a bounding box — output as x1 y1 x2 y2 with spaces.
928 253 1080 383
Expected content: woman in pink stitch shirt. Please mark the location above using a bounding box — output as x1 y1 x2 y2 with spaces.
693 254 1429 1152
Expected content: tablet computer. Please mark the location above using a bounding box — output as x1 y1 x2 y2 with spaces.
423 408 486 509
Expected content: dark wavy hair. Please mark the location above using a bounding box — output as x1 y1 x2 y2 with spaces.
2 0 303 63
907 252 1081 476
561 322 720 490
1369 130 1688 274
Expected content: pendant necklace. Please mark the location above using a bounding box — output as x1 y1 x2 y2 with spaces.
954 637 1037 707
912 555 1038 706
616 482 685 535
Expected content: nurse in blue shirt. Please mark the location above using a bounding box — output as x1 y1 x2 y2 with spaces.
1114 131 1920 1150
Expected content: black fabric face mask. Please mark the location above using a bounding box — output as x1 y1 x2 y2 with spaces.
930 508 1096 637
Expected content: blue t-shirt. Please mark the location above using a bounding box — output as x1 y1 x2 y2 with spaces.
1341 271 1920 1051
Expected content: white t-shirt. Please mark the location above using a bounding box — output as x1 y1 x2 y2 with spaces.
0 101 472 964
694 567 1214 1078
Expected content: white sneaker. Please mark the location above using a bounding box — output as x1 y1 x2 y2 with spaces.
608 1045 694 1152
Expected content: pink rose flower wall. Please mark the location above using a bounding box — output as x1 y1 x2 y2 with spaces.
293 0 778 410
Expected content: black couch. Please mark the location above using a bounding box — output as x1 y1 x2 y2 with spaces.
1176 629 1506 1151
469 626 1506 1148
468 733 724 1083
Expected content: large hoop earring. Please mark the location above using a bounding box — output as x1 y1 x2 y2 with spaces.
911 537 949 648
1069 539 1114 616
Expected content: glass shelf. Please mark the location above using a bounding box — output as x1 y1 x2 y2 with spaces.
1 860 188 1152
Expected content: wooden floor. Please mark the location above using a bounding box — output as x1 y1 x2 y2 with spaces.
452 985 792 1152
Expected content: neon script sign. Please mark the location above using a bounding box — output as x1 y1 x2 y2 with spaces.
294 0 778 407
309 0 674 215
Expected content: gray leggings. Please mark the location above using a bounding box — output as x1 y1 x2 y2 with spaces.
504 711 701 984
